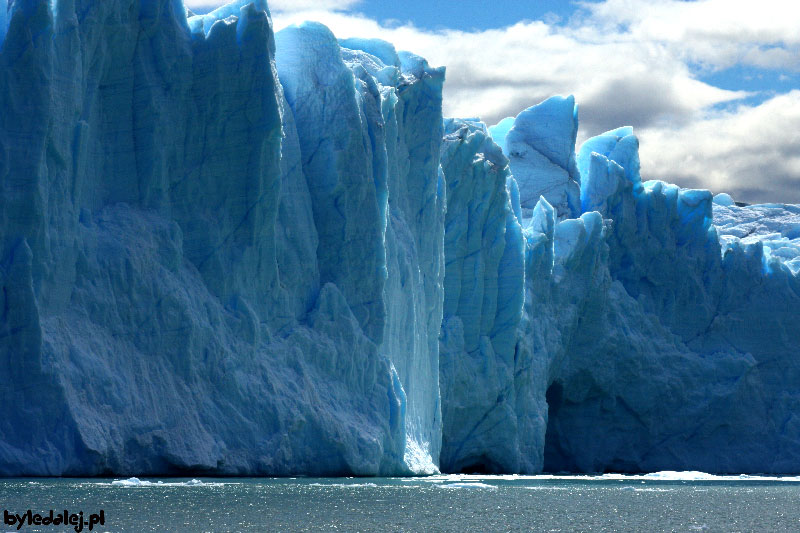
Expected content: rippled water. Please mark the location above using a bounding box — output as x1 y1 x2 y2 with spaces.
2 473 800 531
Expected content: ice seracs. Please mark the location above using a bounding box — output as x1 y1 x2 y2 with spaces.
1 0 799 477
0 0 444 476
438 118 525 473
489 96 581 220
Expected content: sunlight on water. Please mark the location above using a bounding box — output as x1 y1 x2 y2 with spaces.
2 473 800 531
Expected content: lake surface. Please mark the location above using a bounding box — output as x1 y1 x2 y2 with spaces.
2 473 800 532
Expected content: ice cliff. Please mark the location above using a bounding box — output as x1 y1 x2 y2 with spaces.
1 0 799 476
0 0 444 475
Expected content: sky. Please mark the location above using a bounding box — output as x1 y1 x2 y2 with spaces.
185 0 800 204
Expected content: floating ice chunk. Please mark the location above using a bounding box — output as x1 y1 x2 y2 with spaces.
307 482 380 488
111 477 147 486
110 478 221 487
441 482 497 489
643 471 719 481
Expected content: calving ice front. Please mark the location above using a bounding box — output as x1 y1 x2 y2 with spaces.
0 0 798 476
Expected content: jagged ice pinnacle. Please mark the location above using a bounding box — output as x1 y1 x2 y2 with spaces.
1 0 799 476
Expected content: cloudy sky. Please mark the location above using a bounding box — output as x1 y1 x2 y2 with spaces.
186 0 800 204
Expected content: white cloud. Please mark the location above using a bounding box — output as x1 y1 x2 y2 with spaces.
636 90 800 203
581 0 800 72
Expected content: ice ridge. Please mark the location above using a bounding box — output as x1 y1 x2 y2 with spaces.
1 0 799 476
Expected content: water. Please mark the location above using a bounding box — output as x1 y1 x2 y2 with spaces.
3 473 800 532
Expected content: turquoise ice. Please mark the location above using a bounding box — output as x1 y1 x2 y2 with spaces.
1 0 799 476
0 0 444 475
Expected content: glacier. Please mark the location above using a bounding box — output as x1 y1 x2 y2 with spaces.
1 0 799 476
0 0 444 476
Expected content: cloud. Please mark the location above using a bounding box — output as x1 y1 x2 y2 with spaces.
582 0 800 72
636 90 800 203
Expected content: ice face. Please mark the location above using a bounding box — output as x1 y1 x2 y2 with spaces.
276 25 448 473
0 1 10 48
2 0 800 477
713 202 800 273
476 113 800 474
531 128 800 474
438 118 525 473
0 0 444 476
490 96 581 220
487 116 515 153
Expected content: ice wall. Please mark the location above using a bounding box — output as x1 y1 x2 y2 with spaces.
445 100 800 474
275 24 447 473
2 0 800 477
0 0 445 475
524 122 800 474
438 119 524 473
